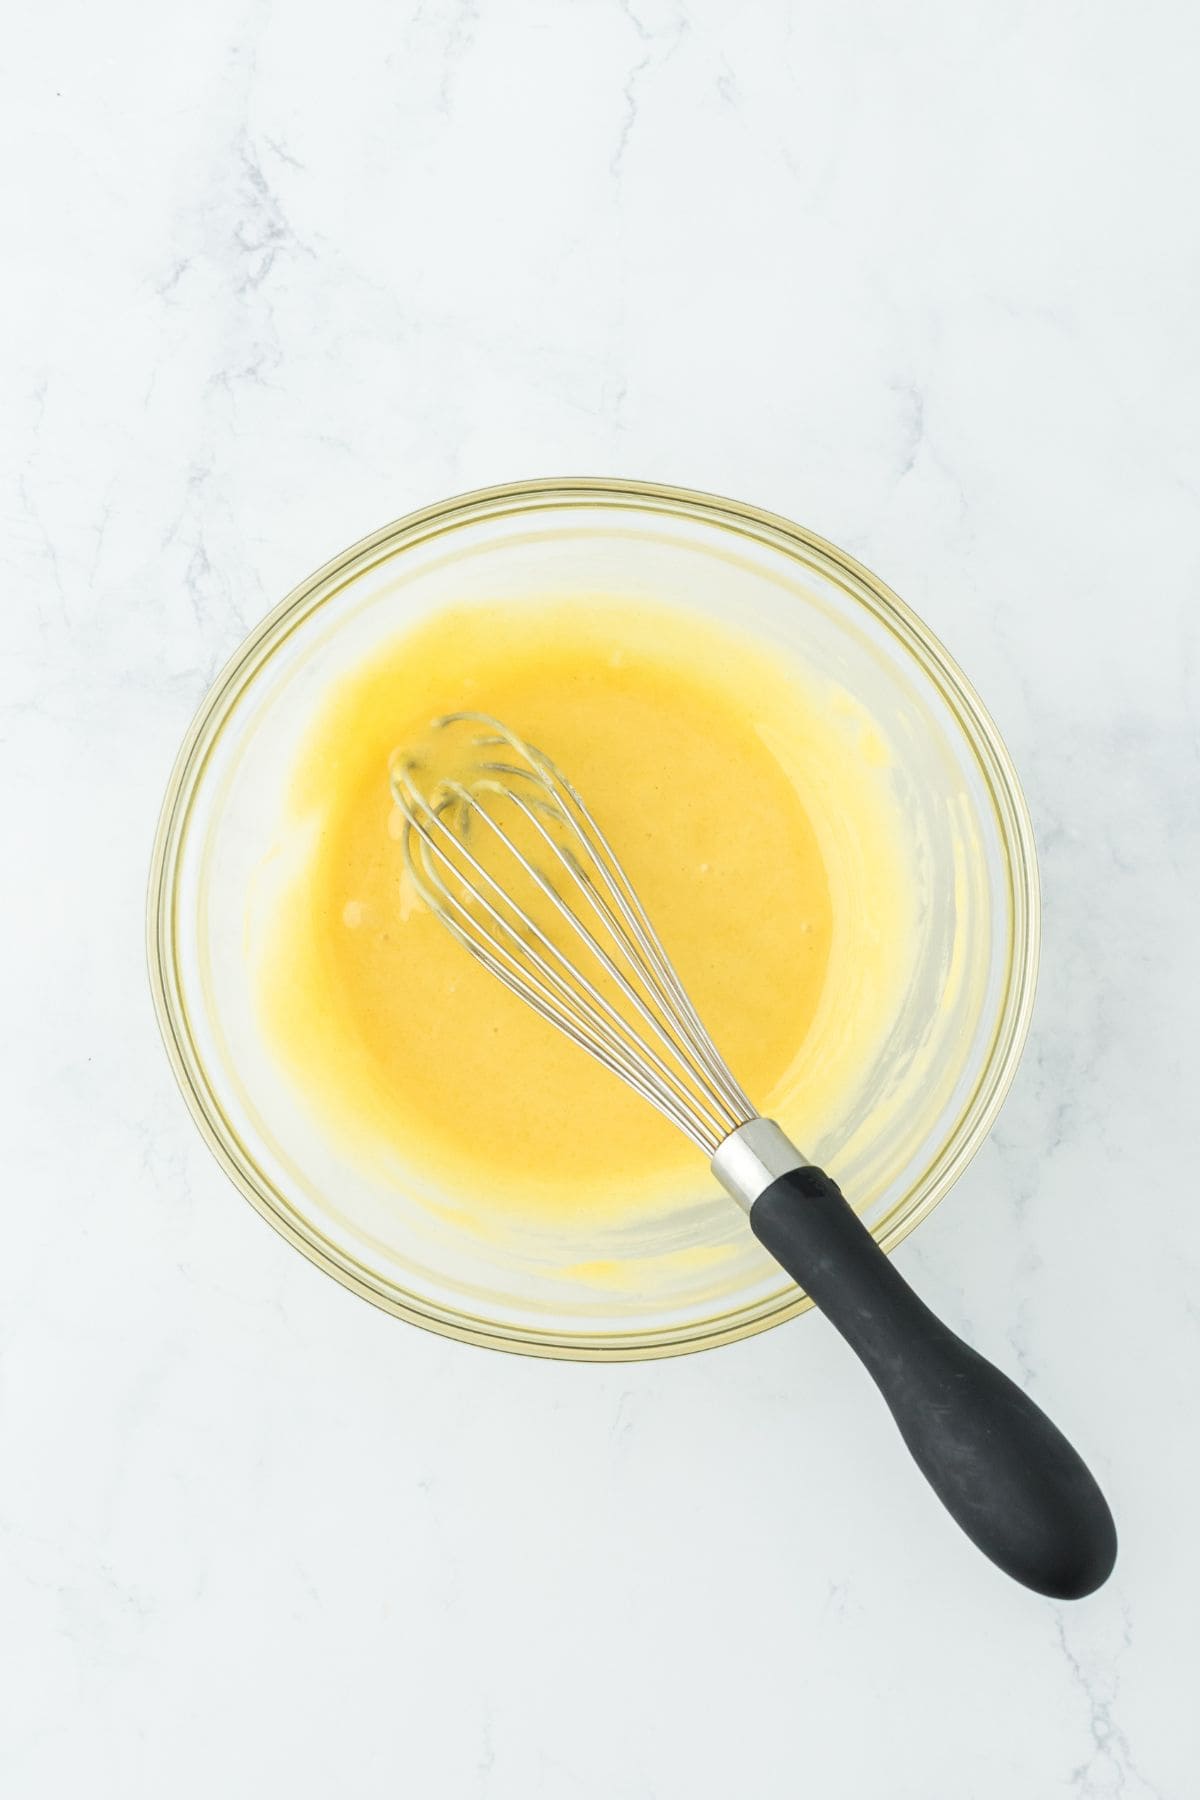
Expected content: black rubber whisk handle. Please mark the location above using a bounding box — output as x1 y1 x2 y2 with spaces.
749 1165 1116 1598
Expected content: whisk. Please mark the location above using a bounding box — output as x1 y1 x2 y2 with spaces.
391 713 1115 1599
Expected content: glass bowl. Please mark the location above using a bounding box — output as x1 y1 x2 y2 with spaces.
147 479 1039 1360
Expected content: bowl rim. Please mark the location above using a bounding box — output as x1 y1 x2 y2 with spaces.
146 476 1041 1361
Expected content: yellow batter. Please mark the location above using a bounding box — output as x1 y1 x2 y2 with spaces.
259 597 911 1225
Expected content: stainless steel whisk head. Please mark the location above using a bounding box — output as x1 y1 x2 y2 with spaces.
389 712 758 1156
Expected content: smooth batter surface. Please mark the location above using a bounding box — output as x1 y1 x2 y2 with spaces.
260 598 911 1225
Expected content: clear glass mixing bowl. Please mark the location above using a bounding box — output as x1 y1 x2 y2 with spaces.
147 479 1039 1359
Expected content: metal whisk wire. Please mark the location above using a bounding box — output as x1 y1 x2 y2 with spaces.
389 713 757 1154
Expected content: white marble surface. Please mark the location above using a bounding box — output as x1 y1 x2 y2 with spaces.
4 2 1199 1793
